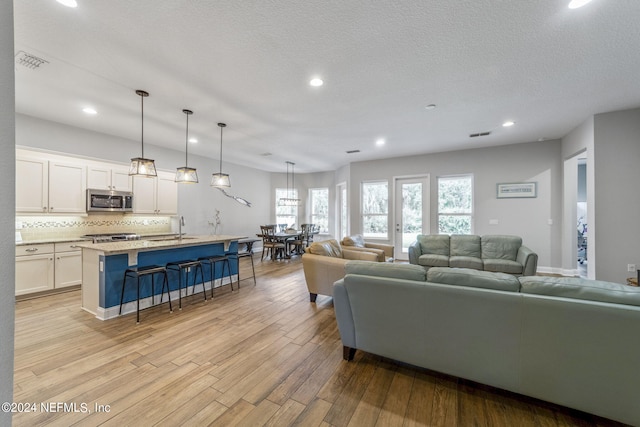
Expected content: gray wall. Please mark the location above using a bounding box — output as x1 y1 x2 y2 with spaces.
1 1 15 423
593 107 640 282
16 114 272 238
348 140 563 270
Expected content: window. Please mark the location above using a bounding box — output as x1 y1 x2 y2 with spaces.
275 188 298 227
438 175 473 234
309 188 329 233
361 181 388 239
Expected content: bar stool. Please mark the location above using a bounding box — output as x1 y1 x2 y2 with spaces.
228 244 256 288
119 265 172 324
198 254 234 296
166 259 206 310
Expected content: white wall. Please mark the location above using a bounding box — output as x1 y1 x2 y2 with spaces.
0 1 15 423
593 107 640 283
16 114 272 239
348 140 563 270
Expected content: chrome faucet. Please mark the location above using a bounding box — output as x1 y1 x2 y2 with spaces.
179 216 185 241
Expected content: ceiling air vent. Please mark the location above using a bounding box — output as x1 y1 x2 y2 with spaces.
469 131 491 138
15 50 49 70
346 149 360 154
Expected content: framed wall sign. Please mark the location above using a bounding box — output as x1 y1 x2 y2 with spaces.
496 182 537 199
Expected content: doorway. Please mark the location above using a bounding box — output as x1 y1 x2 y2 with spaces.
394 176 429 261
577 158 587 277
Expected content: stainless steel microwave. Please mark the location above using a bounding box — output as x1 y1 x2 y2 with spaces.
87 189 134 213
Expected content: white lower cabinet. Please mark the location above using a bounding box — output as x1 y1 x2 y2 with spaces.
16 242 83 296
54 242 82 288
15 244 54 295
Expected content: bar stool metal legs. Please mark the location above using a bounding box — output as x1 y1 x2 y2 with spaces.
199 255 233 297
230 250 256 288
119 265 172 324
166 260 206 310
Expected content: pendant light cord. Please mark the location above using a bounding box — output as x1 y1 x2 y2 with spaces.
140 94 144 158
219 125 223 174
185 112 189 166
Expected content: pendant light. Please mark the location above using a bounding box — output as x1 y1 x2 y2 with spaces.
278 161 301 206
129 90 157 177
175 109 198 183
210 122 230 187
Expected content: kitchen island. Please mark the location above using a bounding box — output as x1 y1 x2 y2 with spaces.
75 235 245 320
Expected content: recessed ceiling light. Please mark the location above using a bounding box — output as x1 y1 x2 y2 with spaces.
189 138 198 144
376 138 385 146
309 78 324 87
425 104 437 110
82 107 97 115
56 0 78 8
568 0 593 9
502 121 515 127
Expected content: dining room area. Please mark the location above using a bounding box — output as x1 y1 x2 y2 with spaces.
256 224 319 261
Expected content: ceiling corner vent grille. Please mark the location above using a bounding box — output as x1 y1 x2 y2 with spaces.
346 149 360 154
469 131 491 138
15 50 49 70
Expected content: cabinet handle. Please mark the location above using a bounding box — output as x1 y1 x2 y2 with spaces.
70 245 78 248
50 207 54 210
43 207 47 211
25 248 38 252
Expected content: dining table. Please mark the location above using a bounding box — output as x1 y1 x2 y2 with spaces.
256 230 317 259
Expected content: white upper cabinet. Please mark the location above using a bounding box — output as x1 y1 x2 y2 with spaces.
16 154 86 214
48 161 87 213
132 171 178 215
16 156 48 213
87 163 133 192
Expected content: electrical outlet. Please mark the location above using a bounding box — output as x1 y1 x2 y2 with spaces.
628 264 636 272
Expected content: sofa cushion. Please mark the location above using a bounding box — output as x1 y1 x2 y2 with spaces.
418 254 449 267
450 235 481 258
345 260 427 282
342 234 365 248
450 256 483 270
519 276 640 307
308 239 343 258
481 235 522 261
427 267 521 292
417 235 450 256
484 259 523 275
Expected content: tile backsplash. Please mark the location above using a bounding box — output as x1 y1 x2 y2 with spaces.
16 215 173 241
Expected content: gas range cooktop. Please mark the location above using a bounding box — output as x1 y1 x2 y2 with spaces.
82 233 141 243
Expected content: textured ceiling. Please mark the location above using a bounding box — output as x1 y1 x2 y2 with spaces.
13 0 640 172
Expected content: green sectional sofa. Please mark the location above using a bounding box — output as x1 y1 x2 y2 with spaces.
333 262 640 426
408 234 537 275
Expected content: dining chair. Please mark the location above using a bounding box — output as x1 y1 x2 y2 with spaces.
260 225 285 261
301 223 315 247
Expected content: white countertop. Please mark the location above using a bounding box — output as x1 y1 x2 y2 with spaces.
73 234 246 254
16 237 89 246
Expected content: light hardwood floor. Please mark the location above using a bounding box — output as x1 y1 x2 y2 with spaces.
13 256 625 426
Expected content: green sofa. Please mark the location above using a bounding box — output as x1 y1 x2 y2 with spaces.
408 234 537 276
333 262 640 426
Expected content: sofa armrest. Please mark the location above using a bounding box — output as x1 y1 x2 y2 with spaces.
364 242 395 260
517 245 538 276
333 278 356 351
302 253 349 298
343 249 380 261
408 240 422 265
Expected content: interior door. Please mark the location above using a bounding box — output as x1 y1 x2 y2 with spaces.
394 176 429 261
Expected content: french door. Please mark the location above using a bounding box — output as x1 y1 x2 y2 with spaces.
394 176 429 260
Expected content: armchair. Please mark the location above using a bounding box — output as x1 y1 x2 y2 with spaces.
302 239 380 302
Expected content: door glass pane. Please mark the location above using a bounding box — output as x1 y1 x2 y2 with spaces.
401 182 422 253
340 187 348 239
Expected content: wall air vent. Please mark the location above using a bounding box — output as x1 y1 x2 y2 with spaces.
469 131 491 138
346 149 360 154
15 50 49 70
